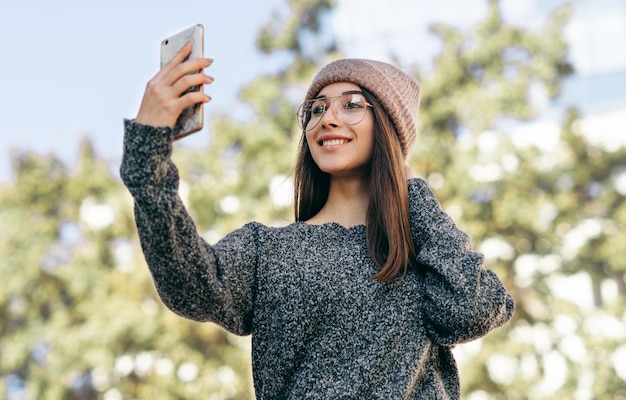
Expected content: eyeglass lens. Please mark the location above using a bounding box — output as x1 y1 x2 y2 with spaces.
298 93 369 131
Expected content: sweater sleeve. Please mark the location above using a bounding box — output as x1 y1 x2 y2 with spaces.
408 178 514 345
120 119 257 336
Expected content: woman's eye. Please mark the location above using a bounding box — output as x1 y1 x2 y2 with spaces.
311 105 326 115
344 101 364 110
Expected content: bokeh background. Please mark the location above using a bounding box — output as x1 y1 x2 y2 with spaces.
1 0 625 399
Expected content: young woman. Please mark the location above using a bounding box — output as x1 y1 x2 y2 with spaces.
121 43 514 399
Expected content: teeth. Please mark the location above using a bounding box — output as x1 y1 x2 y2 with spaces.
322 139 348 146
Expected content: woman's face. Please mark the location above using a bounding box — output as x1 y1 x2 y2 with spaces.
304 82 375 179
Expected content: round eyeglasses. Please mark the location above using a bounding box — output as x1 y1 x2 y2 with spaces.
297 91 373 132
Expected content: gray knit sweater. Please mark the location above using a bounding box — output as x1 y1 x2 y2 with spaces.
120 120 514 399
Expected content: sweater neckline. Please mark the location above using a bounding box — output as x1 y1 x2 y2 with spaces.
295 220 366 233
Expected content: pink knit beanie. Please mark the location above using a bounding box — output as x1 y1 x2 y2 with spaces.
305 58 421 159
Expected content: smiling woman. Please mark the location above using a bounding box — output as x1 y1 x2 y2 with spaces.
300 83 376 181
120 55 514 399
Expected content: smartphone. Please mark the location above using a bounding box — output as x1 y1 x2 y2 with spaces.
160 24 205 140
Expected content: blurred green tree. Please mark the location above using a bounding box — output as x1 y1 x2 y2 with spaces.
408 1 626 398
443 110 626 400
0 141 256 399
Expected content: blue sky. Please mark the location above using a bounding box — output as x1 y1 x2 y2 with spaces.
0 1 283 182
2 0 625 183
0 0 487 184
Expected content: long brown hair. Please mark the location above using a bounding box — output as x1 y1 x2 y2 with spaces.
294 87 417 281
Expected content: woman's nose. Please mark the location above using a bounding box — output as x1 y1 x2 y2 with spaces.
320 104 340 127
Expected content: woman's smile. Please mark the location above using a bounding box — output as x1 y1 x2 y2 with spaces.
322 138 349 147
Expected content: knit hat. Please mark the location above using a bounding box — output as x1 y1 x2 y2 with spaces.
304 58 421 159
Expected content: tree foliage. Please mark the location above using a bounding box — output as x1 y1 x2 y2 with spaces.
1 0 624 399
408 1 625 398
1 142 255 399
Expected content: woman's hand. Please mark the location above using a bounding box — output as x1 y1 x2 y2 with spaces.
135 42 214 128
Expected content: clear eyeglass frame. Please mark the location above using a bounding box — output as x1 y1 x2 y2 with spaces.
297 91 373 132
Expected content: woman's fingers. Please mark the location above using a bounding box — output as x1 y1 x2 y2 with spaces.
149 41 210 90
162 57 212 87
135 84 211 128
147 42 193 87
177 90 212 111
135 53 214 128
160 42 193 74
171 73 214 97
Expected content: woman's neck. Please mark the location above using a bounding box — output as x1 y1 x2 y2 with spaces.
306 176 369 228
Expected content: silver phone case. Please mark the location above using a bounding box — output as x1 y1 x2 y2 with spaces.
160 24 204 140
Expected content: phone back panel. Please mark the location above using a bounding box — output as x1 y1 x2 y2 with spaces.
160 24 204 139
